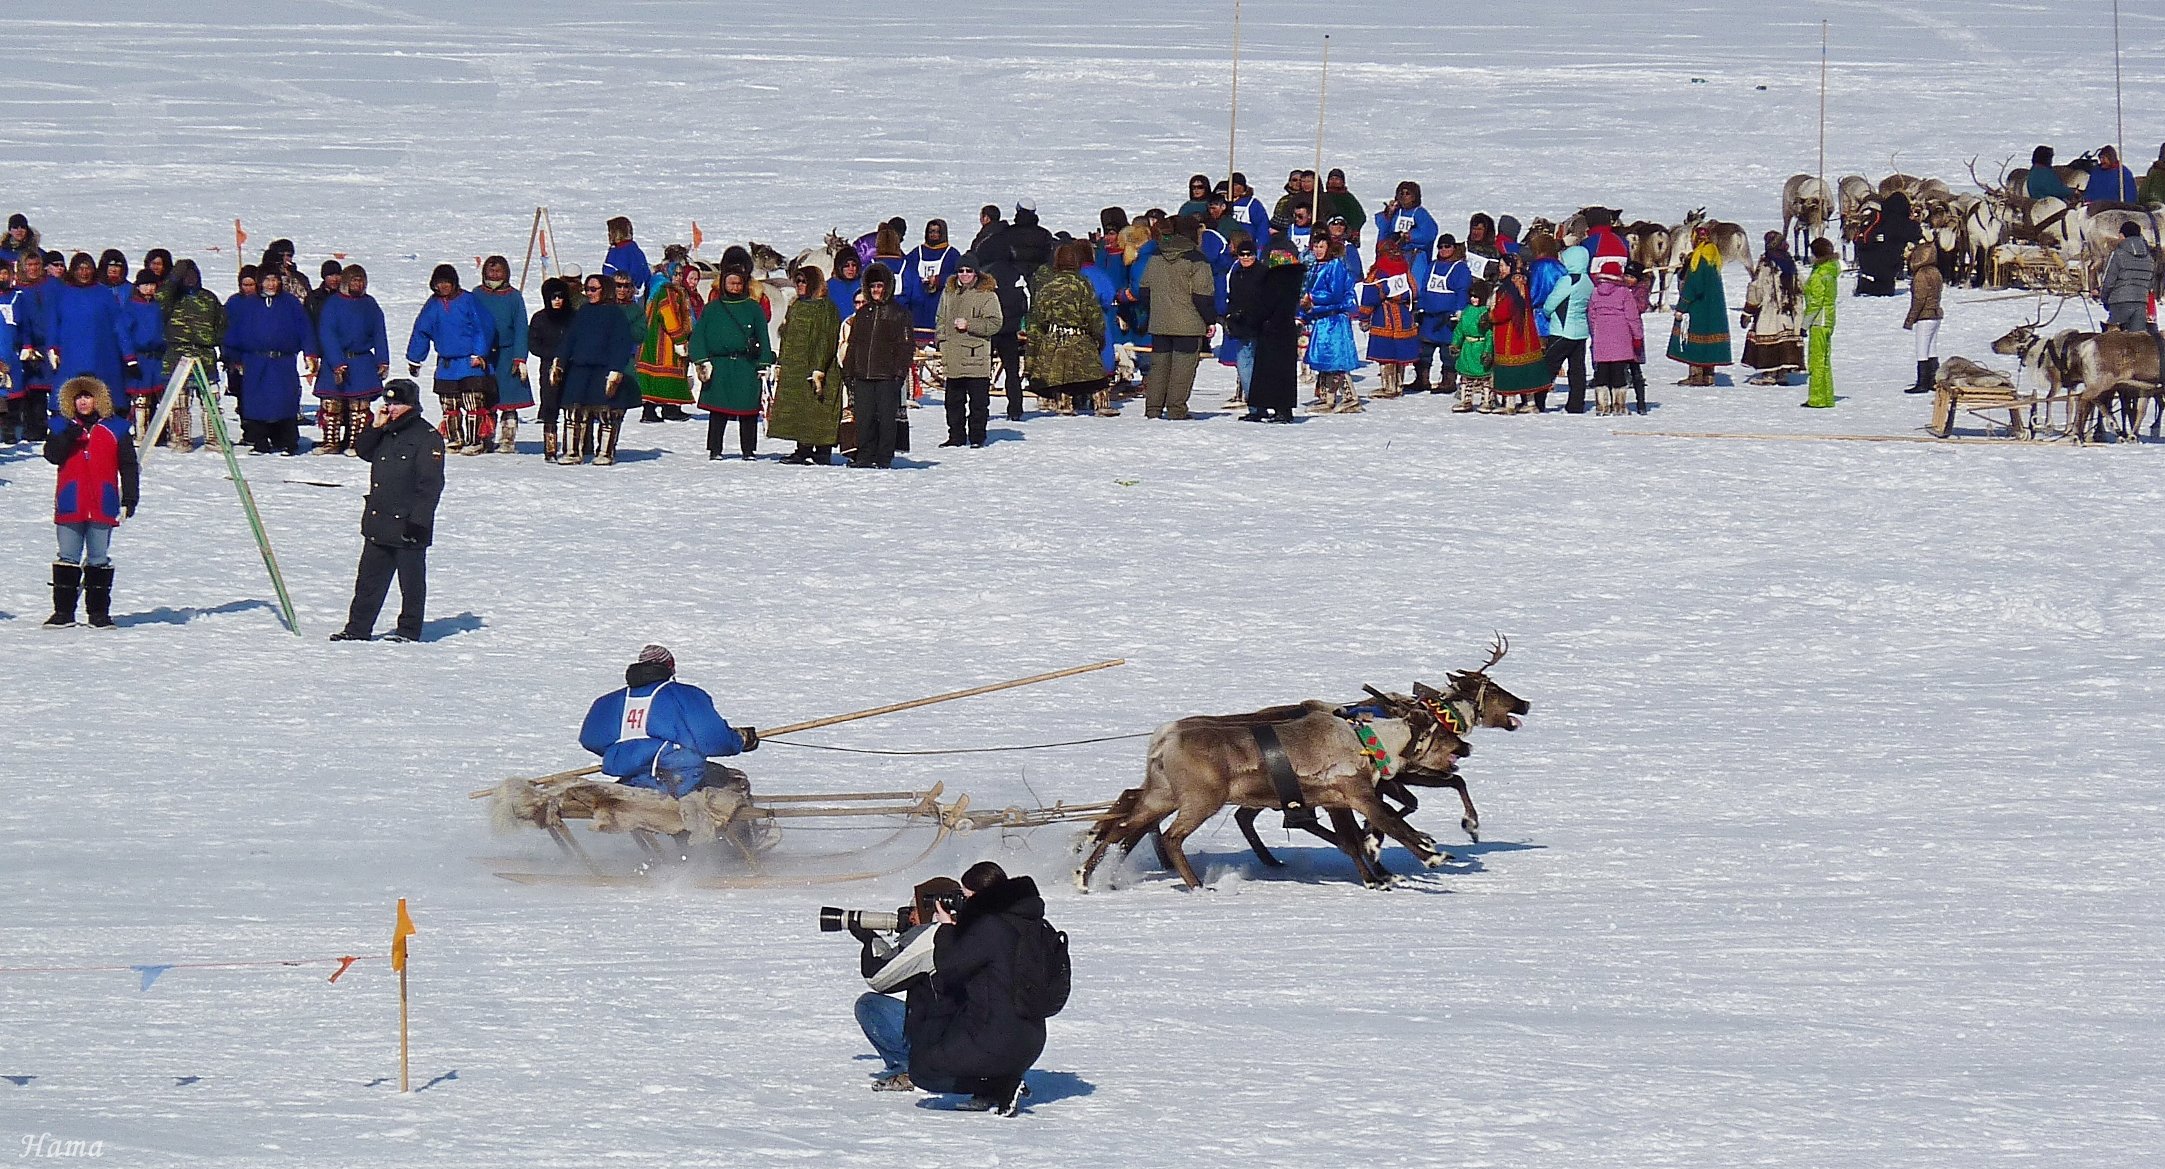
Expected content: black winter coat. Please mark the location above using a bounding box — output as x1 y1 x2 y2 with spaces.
908 876 1050 1087
354 410 445 548
1246 263 1306 412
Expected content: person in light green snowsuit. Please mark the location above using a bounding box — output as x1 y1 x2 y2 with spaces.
1801 239 1839 408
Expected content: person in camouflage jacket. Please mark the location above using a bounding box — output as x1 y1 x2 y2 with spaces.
156 259 226 451
1025 243 1107 415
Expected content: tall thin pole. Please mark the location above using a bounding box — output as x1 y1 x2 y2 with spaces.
1312 35 1330 225
1228 0 1242 185
2112 0 2124 149
1817 21 1828 189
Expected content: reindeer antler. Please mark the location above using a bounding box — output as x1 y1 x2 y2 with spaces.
1479 632 1509 672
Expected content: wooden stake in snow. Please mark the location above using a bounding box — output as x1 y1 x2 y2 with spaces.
391 899 415 1092
518 207 545 291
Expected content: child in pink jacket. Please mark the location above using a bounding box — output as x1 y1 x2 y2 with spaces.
1587 256 1647 415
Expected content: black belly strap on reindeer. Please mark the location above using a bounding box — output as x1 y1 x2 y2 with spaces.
1249 724 1319 831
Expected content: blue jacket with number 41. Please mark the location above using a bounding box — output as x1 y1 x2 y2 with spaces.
579 679 747 796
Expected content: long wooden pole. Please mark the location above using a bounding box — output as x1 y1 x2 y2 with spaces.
1227 0 1242 185
468 659 1128 796
1817 21 1828 191
398 966 410 1092
1312 35 1330 225
518 207 543 291
2112 0 2124 150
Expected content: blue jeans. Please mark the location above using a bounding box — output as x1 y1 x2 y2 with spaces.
854 992 909 1075
56 522 113 567
1232 340 1255 397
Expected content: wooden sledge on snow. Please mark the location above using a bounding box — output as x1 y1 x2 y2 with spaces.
482 772 977 888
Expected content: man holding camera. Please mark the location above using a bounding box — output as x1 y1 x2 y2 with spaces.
846 876 966 1093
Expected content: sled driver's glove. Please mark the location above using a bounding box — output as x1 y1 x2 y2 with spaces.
741 726 760 752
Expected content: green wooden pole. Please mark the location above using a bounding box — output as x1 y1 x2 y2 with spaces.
193 361 301 635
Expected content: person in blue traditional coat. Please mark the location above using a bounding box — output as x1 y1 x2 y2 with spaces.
1301 234 1362 412
13 251 60 439
1226 173 1272 248
98 250 131 304
553 273 641 466
1358 235 1421 398
0 214 38 267
901 220 961 348
1376 182 1440 289
1526 233 1566 346
472 255 532 455
1415 235 1472 395
600 216 651 291
579 644 760 799
315 264 390 456
828 251 864 321
405 263 495 456
222 269 318 454
114 269 167 436
51 254 126 415
0 259 24 443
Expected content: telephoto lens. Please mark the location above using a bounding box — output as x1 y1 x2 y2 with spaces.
818 907 901 933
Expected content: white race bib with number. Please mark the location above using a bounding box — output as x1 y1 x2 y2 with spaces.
1384 273 1411 298
618 686 662 742
1426 272 1453 294
919 259 943 282
1395 214 1415 235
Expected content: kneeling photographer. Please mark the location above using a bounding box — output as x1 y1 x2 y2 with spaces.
908 861 1064 1116
831 877 965 1093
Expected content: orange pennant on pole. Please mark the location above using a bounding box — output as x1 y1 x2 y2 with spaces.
391 899 415 972
234 218 248 251
691 221 704 252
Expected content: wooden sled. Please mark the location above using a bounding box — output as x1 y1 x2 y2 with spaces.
486 774 972 888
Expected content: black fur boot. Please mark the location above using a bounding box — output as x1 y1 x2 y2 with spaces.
83 564 114 628
1907 358 1937 395
46 562 82 627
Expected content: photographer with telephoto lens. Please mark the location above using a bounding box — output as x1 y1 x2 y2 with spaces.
841 877 964 1092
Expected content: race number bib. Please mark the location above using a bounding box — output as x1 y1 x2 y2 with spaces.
919 259 943 282
1384 273 1411 298
618 685 665 742
1394 214 1415 235
1291 227 1312 250
1467 255 1496 280
1425 272 1453 295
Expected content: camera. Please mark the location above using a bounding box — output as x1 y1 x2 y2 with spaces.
819 906 904 934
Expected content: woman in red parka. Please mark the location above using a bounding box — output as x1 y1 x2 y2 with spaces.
43 375 139 628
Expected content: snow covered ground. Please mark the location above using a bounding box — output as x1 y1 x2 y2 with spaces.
4 2 2164 1166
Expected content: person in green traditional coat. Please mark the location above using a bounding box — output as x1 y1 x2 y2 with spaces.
635 263 702 419
1801 238 1839 409
769 266 846 465
688 267 775 460
1665 226 1734 386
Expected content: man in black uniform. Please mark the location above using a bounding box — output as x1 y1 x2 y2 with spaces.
331 378 444 643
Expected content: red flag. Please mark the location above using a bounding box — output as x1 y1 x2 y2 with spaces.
539 232 549 259
691 221 704 252
234 218 248 251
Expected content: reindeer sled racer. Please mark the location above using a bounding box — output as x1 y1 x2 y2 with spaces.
478 656 1129 889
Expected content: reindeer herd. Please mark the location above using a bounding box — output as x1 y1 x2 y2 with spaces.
1076 637 1531 892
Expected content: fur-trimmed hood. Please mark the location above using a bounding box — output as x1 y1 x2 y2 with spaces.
58 375 117 420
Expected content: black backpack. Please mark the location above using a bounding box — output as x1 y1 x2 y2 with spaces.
1010 918 1071 1020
